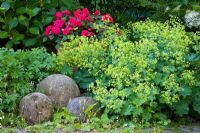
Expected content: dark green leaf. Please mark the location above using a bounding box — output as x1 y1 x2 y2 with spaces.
1 2 10 11
45 17 53 25
18 15 29 27
13 33 24 41
0 31 9 38
8 18 18 29
29 7 41 17
29 27 39 35
79 82 90 89
174 100 189 116
23 38 38 47
16 7 28 14
180 86 192 98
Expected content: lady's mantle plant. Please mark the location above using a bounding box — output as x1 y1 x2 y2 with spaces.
44 8 113 48
57 19 196 125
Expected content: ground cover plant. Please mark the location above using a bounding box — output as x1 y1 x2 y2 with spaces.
57 18 198 126
0 48 57 127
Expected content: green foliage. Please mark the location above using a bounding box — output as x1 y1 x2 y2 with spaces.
187 31 200 114
57 19 197 124
0 0 81 48
0 48 57 126
78 0 200 25
0 112 27 128
53 108 79 126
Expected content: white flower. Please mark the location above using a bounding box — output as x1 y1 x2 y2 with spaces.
184 10 200 29
0 116 4 119
165 6 170 12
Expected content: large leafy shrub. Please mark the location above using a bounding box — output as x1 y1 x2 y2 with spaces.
0 0 81 49
0 48 56 114
57 20 197 124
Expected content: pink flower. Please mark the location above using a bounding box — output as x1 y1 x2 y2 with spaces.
88 28 93 31
82 8 89 16
63 26 73 35
62 10 71 15
45 26 52 36
69 17 82 27
81 30 89 37
81 30 94 37
102 14 113 23
87 16 93 22
55 11 63 20
94 10 100 15
74 8 89 21
74 9 81 18
53 19 65 28
52 26 60 35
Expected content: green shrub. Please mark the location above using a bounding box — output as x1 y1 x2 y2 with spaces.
0 48 56 116
57 20 197 125
0 0 81 48
187 31 200 115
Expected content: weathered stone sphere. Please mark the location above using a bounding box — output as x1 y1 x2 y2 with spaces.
19 92 53 124
37 74 80 107
67 96 100 122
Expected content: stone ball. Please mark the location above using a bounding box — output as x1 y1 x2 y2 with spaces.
19 92 53 124
37 74 80 107
67 96 100 122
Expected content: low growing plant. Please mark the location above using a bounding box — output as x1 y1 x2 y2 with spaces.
57 19 197 125
0 48 57 127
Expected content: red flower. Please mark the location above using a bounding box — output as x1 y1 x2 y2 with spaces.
53 19 65 28
102 14 113 23
81 30 89 37
74 9 81 18
52 26 60 35
55 11 63 20
69 17 82 27
88 28 93 31
74 8 89 21
81 30 94 37
94 10 100 15
87 16 94 22
63 26 73 35
45 26 52 36
82 8 89 16
62 10 71 16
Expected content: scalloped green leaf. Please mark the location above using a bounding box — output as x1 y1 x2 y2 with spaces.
1 2 10 11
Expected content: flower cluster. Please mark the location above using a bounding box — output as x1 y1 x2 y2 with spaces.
45 8 113 39
184 10 200 29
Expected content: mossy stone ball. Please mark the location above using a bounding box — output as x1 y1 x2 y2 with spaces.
19 92 53 124
67 96 100 122
37 74 80 107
